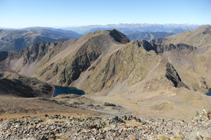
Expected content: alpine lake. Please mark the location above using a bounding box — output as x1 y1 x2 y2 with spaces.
53 86 85 97
206 88 211 96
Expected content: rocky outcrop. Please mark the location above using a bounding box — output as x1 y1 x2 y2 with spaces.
21 42 51 65
0 42 51 71
149 43 196 54
0 40 75 75
109 29 130 44
165 63 189 89
199 76 208 90
139 40 154 51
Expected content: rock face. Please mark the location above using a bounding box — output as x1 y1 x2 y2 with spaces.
109 29 130 44
153 43 196 54
165 63 189 89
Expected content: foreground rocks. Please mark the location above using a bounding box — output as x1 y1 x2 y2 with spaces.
0 110 211 140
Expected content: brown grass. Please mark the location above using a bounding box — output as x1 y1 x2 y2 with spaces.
0 96 102 121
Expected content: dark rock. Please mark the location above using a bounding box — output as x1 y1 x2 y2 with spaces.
88 104 94 107
104 102 116 107
109 29 130 44
165 62 189 89
40 135 48 140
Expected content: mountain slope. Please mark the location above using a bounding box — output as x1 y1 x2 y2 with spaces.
151 25 211 48
32 29 130 85
0 72 53 97
148 25 211 92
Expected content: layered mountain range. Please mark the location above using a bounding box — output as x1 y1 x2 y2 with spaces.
0 28 82 51
126 31 176 40
0 25 211 118
64 23 199 34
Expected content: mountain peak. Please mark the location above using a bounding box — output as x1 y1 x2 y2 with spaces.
108 29 130 44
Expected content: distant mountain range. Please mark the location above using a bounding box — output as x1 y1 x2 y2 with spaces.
63 23 200 34
126 31 176 40
0 24 201 51
0 28 82 51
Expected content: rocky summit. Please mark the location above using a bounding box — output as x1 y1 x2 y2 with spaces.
0 110 211 140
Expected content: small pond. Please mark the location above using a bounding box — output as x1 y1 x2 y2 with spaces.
206 88 211 96
53 86 85 97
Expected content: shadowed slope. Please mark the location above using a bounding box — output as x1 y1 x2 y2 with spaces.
0 72 53 97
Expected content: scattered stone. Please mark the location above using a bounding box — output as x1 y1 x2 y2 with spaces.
0 113 211 140
157 134 170 140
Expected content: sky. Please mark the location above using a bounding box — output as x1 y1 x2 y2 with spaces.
0 0 210 28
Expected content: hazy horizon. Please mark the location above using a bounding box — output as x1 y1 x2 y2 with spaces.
0 0 210 28
0 23 204 30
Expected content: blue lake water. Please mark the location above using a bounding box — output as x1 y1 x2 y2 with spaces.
53 86 85 97
206 88 211 96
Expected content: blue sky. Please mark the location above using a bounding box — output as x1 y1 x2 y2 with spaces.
0 0 210 28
